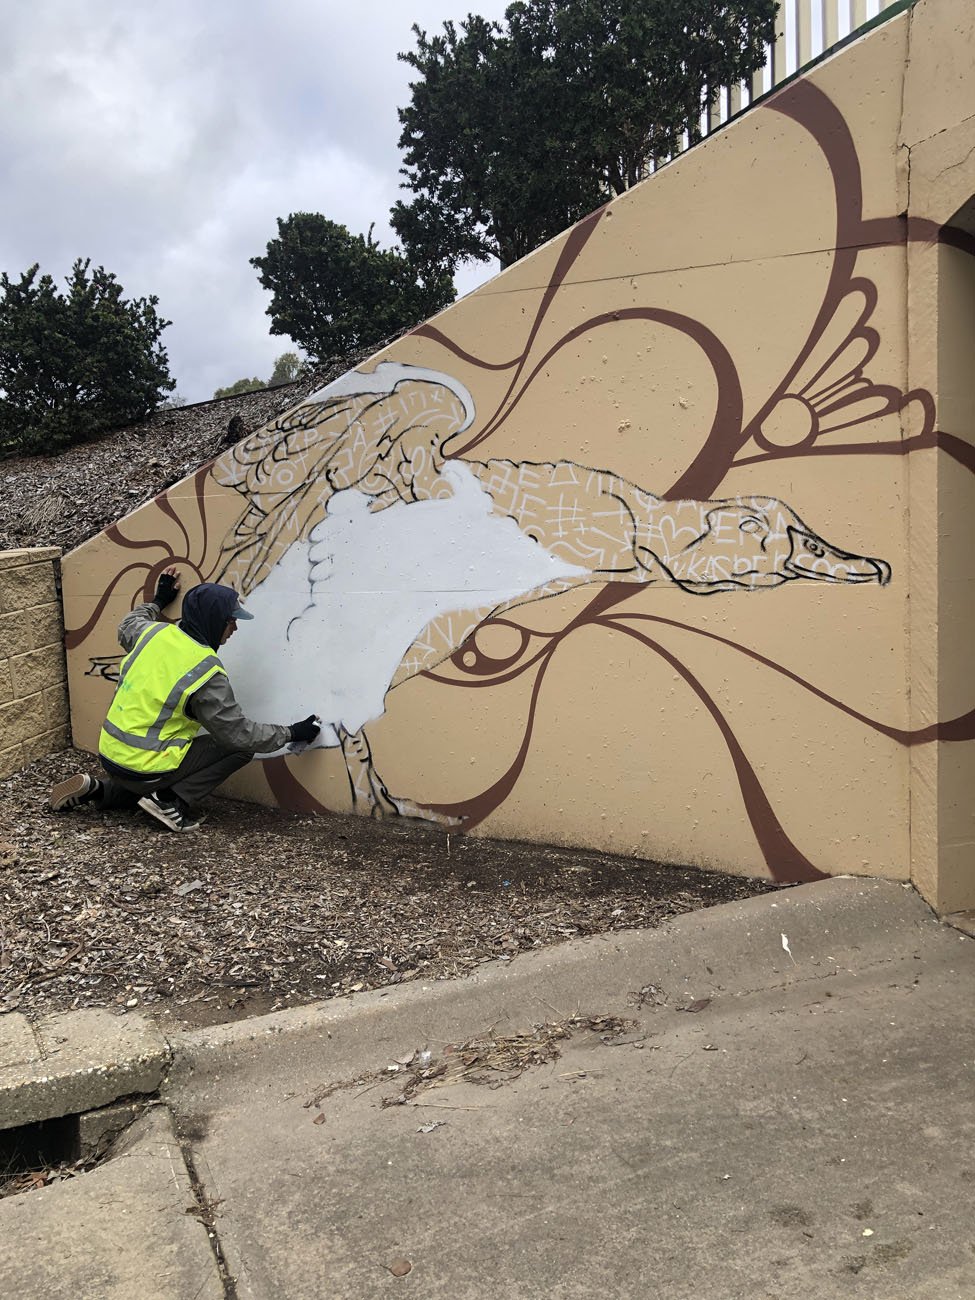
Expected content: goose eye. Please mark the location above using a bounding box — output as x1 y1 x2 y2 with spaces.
739 517 762 533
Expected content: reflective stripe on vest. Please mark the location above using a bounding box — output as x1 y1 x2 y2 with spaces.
99 622 225 774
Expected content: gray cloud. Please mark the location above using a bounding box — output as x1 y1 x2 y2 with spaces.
1 1 510 401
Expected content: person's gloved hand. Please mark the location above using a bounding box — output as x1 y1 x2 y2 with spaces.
289 715 321 745
152 569 180 610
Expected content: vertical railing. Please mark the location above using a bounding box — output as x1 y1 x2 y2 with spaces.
822 0 841 49
652 0 905 172
759 0 901 106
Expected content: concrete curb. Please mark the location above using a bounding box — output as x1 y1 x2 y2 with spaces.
0 1008 170 1130
163 875 948 1092
1 878 958 1126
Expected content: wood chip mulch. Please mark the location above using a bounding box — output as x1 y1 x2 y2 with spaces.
0 750 777 1031
0 352 373 557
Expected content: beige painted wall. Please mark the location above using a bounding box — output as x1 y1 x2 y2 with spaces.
901 0 975 913
0 548 70 778
61 0 975 910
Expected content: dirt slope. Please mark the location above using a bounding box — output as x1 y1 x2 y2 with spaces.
0 371 338 556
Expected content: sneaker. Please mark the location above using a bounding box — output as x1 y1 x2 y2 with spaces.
138 791 201 833
49 773 101 811
176 796 208 826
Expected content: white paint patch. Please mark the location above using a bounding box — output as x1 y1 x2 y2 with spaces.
221 461 588 750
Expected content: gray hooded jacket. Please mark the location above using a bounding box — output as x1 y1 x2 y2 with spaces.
117 603 291 755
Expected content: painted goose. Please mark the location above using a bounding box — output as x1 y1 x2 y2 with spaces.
213 364 889 820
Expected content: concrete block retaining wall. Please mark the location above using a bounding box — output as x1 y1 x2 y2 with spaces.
0 547 69 778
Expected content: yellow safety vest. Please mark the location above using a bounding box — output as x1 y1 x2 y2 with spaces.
99 622 226 774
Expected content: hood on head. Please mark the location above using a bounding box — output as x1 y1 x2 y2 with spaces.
179 583 249 650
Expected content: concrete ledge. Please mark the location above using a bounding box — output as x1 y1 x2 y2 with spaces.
166 876 946 1091
0 1009 170 1130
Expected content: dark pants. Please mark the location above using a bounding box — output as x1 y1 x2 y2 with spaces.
99 737 252 810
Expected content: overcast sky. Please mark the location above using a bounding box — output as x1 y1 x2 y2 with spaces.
0 1 513 402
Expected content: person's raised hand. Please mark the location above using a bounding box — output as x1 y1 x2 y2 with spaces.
153 565 181 610
289 715 321 745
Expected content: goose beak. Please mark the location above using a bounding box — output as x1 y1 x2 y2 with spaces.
783 527 891 585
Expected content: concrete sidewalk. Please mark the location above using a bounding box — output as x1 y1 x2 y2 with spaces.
2 876 973 1298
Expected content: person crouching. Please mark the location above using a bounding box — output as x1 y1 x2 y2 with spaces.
49 566 320 832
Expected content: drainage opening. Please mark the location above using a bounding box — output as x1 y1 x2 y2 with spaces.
0 1114 92 1198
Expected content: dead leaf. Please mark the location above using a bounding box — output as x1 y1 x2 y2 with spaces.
682 997 712 1013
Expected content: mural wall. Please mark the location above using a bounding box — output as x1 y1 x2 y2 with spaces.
62 0 975 907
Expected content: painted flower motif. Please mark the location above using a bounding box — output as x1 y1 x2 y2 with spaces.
754 281 907 452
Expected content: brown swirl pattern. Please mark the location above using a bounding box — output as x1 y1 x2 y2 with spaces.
67 76 975 884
